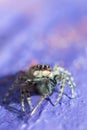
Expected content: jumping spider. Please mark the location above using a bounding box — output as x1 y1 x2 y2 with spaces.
3 64 76 116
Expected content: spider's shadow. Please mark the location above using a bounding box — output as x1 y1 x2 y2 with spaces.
0 72 49 121
0 72 22 112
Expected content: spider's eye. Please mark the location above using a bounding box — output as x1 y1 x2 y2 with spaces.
44 65 47 69
47 65 51 71
39 65 42 69
48 65 50 68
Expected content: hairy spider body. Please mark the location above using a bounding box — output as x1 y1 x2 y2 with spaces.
3 64 76 115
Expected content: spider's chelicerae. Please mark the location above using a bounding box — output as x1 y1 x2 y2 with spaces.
3 64 76 116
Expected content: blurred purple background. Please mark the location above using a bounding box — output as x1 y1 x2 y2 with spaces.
0 0 87 130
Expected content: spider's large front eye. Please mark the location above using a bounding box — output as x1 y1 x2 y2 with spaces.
33 71 40 77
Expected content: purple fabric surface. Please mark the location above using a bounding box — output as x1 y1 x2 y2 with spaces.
0 1 87 130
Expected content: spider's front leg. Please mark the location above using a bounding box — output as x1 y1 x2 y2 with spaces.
52 69 76 105
20 85 25 112
25 88 33 110
52 78 66 106
19 82 33 112
62 70 76 98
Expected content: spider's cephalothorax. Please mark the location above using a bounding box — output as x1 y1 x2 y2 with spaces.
28 64 51 78
3 64 76 116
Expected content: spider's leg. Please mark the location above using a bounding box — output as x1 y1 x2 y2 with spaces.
25 88 33 110
30 94 47 116
20 87 25 112
66 76 76 98
3 79 19 103
53 79 65 106
20 81 32 112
